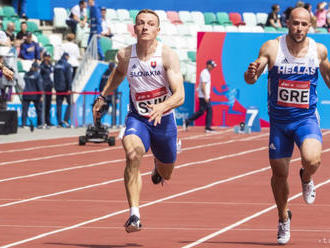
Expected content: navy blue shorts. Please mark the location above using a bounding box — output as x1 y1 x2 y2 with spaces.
269 113 322 159
124 112 177 163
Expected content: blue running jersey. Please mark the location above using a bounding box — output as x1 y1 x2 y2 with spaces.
268 35 319 122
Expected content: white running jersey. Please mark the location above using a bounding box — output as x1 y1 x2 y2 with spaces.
127 42 173 117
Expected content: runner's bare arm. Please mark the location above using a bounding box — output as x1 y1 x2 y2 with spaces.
318 43 330 89
93 47 130 118
244 39 277 84
148 45 185 125
101 48 130 96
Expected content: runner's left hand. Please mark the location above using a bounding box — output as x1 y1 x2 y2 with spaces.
147 103 167 126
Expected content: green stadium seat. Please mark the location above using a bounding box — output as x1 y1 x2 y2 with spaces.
264 26 277 32
204 12 218 25
37 34 50 46
2 6 18 18
187 51 196 62
99 36 112 55
277 27 288 33
216 12 233 26
43 44 54 57
316 28 328 33
105 49 118 62
17 60 25 72
26 21 41 34
129 9 139 21
0 8 4 18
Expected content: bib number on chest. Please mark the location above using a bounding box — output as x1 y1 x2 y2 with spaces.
135 87 168 116
277 79 310 109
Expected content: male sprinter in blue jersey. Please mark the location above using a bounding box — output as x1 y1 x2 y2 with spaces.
93 9 184 233
244 7 330 245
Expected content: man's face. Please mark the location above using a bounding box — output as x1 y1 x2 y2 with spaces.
21 23 27 32
134 13 160 41
26 35 32 43
101 10 106 18
287 9 311 43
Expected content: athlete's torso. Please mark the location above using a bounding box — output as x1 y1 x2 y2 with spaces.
268 35 319 122
127 42 173 117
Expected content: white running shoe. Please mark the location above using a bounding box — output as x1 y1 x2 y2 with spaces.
300 168 316 204
277 210 292 245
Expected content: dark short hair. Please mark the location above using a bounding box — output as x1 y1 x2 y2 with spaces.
135 9 160 26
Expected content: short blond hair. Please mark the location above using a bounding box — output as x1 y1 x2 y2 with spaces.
135 9 160 26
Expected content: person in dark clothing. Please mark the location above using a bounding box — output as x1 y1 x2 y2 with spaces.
99 62 116 121
21 62 43 128
54 52 73 128
16 22 29 42
266 4 282 29
88 0 104 60
40 52 53 127
19 32 41 61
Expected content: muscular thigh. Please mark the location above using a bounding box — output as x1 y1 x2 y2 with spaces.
269 121 294 159
150 113 177 164
294 115 322 162
124 113 151 152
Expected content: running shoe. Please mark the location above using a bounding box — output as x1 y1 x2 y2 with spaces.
300 168 316 204
124 215 142 233
151 167 163 185
277 210 292 245
205 127 216 133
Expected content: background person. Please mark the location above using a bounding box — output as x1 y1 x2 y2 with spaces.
184 59 216 133
21 62 43 129
54 52 73 128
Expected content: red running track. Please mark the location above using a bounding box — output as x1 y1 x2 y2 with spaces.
0 127 329 248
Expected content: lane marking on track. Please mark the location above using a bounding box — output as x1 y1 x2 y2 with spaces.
0 225 329 233
181 178 330 248
0 147 121 166
0 131 267 169
0 166 272 248
0 142 76 154
1 148 330 247
0 146 268 207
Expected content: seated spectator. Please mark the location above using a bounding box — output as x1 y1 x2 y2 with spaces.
326 10 330 30
61 33 81 78
305 3 318 32
19 32 41 61
66 0 88 34
5 22 16 45
16 21 29 43
266 4 282 29
0 22 11 47
315 2 327 27
100 7 113 38
280 7 293 28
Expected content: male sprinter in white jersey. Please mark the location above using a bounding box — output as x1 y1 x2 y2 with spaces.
93 9 184 233
244 7 330 245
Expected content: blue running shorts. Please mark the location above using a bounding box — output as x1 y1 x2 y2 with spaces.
124 112 177 163
269 114 322 159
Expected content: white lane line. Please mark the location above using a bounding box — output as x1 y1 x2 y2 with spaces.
0 166 272 248
0 137 268 183
0 225 329 233
0 142 76 154
181 179 330 248
1 149 330 247
0 146 268 207
0 147 121 166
